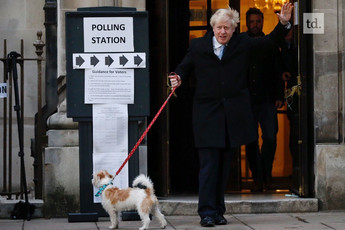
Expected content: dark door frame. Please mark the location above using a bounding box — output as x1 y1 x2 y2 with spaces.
294 0 314 197
146 0 170 196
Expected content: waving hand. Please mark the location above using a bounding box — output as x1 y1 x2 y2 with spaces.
277 3 293 25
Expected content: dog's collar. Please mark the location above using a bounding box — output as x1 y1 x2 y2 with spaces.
95 181 113 197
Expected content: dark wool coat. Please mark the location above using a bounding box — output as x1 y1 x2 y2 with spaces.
175 22 289 148
246 31 285 104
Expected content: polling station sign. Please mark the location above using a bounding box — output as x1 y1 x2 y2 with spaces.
83 17 134 52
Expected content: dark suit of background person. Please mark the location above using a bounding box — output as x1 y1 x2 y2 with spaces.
169 3 292 227
244 8 285 192
279 29 299 179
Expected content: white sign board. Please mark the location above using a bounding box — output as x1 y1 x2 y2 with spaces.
84 69 134 104
303 13 324 34
0 83 7 98
84 17 134 52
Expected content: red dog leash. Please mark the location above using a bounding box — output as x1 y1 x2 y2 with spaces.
113 80 177 180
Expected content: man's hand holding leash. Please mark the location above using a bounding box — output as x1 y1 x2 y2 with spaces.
169 72 182 88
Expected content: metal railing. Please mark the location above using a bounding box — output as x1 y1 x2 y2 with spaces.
0 31 45 200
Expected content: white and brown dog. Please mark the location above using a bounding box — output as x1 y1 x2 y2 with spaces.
92 170 167 230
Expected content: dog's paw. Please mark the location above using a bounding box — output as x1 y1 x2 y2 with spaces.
109 224 118 229
160 220 168 229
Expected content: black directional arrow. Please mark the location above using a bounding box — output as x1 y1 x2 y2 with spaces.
134 55 143 66
105 55 114 66
90 55 99 66
119 55 128 66
76 55 85 66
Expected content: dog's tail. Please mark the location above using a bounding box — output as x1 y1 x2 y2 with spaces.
132 174 154 194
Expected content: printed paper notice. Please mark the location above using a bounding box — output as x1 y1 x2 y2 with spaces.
92 103 129 203
85 69 134 104
92 103 128 153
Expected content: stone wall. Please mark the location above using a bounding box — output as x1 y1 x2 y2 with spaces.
315 145 345 209
313 0 345 209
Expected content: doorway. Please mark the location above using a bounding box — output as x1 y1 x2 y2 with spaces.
166 0 309 196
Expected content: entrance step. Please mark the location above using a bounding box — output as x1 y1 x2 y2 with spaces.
159 194 318 215
0 194 318 218
0 199 44 218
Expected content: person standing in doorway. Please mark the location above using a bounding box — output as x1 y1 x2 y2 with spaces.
244 7 285 192
169 3 292 227
279 28 299 183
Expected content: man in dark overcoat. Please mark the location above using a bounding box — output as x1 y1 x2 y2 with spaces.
244 7 286 192
169 3 293 227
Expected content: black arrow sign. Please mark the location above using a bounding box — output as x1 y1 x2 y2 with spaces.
105 55 114 66
91 55 99 66
120 55 128 66
76 55 85 66
134 55 143 66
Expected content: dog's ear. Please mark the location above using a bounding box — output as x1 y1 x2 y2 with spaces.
103 170 113 179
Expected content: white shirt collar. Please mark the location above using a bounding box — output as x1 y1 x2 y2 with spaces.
213 36 223 49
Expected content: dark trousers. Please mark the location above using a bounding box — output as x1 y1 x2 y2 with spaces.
198 147 234 218
245 102 278 183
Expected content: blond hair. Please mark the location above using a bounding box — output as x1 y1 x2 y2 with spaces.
210 7 240 29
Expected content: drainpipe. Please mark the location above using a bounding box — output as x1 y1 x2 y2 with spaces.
32 0 57 199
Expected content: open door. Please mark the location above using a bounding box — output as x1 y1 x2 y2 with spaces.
148 0 312 197
237 0 312 195
290 0 313 197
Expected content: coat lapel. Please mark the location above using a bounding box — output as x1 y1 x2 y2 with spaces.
200 31 218 59
222 33 239 59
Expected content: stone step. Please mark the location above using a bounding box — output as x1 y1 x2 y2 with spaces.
0 199 43 219
159 194 318 215
0 195 318 218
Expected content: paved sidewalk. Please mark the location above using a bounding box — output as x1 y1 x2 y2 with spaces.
1 211 345 230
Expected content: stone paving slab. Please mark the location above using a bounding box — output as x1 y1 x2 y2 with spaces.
24 218 96 230
0 219 22 230
233 213 329 230
0 211 344 230
97 217 175 230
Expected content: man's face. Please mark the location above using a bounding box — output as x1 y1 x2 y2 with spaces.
247 14 263 36
213 20 235 45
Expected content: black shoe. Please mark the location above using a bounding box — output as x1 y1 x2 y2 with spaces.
214 215 227 225
264 176 273 190
251 184 263 192
200 216 215 227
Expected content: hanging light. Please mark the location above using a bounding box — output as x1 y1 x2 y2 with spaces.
254 0 289 11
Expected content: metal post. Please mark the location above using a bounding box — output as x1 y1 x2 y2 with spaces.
33 31 45 199
2 40 7 193
8 58 13 198
19 40 24 199
33 31 45 200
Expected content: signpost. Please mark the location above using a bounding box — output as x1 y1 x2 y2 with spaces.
65 7 149 221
